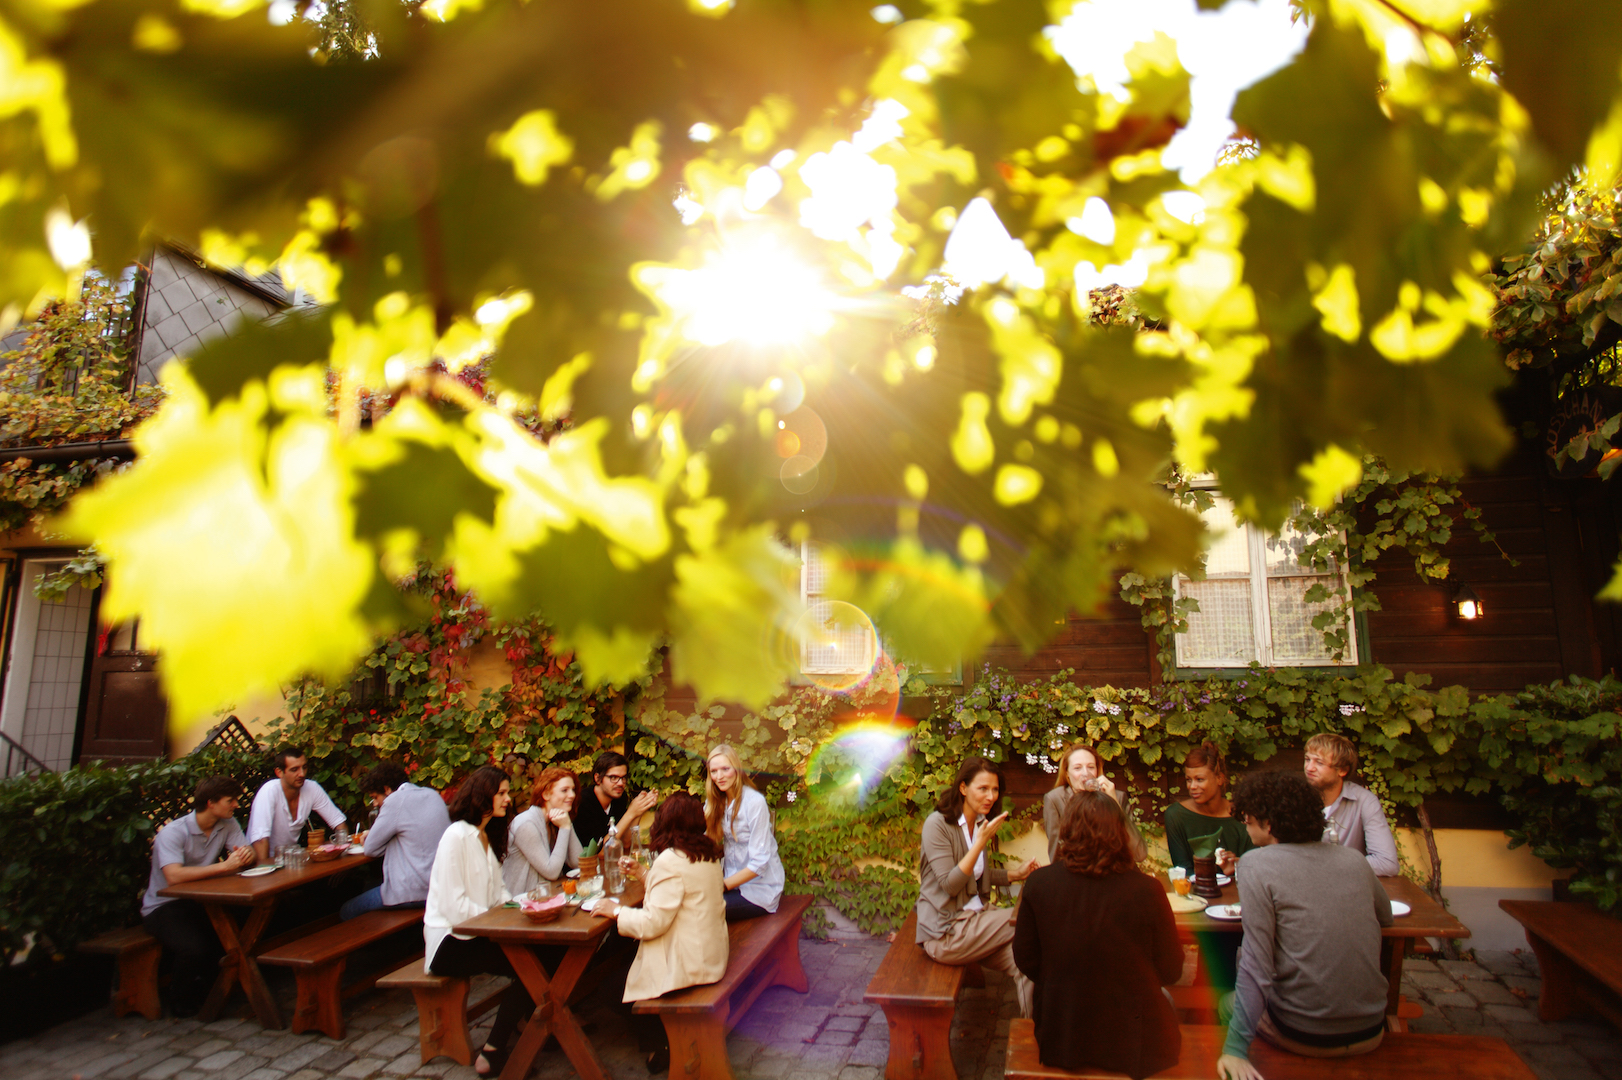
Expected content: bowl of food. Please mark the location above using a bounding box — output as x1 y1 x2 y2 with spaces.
519 894 570 923
308 843 347 863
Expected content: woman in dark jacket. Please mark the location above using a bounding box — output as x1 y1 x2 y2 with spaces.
1013 791 1183 1079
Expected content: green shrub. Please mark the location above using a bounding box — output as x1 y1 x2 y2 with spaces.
0 748 269 964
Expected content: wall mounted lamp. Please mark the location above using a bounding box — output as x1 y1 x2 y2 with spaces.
1454 584 1484 621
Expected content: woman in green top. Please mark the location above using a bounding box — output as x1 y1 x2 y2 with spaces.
1163 741 1252 873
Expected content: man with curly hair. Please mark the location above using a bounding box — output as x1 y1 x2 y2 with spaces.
1216 771 1394 1080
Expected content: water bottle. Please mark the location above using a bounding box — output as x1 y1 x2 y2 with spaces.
1322 813 1340 845
603 824 624 895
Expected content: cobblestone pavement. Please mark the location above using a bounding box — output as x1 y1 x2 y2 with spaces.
0 941 1616 1080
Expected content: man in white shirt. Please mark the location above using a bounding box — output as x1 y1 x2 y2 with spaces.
340 761 450 920
248 745 347 863
141 776 255 1016
1303 733 1400 877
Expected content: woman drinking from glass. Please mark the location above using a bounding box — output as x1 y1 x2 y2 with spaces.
1014 791 1183 1077
502 765 581 895
704 744 784 921
593 792 728 1074
915 756 1038 1018
424 766 531 1078
1041 741 1145 864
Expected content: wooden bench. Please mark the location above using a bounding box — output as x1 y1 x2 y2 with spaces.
633 892 813 1080
79 926 162 1020
1005 1019 1537 1079
1500 899 1622 1030
863 912 985 1080
377 959 509 1066
258 907 425 1038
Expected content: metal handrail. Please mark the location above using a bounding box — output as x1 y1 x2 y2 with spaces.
1 730 52 780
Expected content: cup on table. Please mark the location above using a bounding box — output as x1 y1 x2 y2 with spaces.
307 828 325 848
561 876 577 895
529 881 553 901
1168 866 1191 897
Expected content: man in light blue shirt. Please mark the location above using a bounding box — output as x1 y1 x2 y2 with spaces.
1303 733 1400 877
141 776 255 1016
340 762 450 920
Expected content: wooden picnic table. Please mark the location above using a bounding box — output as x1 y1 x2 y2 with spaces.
454 881 645 1080
1162 875 1467 1030
157 851 375 1028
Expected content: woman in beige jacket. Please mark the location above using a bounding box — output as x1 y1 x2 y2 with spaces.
593 791 727 1074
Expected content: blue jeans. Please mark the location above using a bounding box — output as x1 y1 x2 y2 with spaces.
338 886 424 922
724 889 768 922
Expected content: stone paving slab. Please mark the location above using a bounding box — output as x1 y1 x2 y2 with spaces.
6 938 1622 1080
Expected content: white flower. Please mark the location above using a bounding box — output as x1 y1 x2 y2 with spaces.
1056 724 1069 736
1338 703 1364 716
1050 740 1062 750
1092 700 1107 714
992 729 1002 739
786 791 798 802
1025 754 1037 764
1108 704 1122 715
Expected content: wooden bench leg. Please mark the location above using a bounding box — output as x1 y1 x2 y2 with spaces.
290 962 347 1040
1523 929 1586 1023
767 927 810 994
961 962 985 990
412 982 474 1066
114 939 164 1021
662 1013 734 1080
878 1003 956 1080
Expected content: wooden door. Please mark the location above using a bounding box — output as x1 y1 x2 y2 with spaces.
78 620 167 763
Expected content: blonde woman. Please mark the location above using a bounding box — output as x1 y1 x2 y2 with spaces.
502 766 581 895
1041 742 1143 864
704 744 784 922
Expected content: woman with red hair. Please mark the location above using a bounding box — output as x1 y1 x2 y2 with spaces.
1013 792 1182 1078
502 766 581 895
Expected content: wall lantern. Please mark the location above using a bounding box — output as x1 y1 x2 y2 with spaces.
1454 584 1484 621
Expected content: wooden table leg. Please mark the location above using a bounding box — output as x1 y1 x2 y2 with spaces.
200 901 280 1028
498 944 604 1080
1381 937 1408 1031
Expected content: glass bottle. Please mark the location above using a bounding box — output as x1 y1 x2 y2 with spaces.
603 824 624 895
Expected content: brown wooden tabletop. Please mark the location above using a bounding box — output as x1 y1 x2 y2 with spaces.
157 851 375 904
1164 875 1468 939
452 880 645 943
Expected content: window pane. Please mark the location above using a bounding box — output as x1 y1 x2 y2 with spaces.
801 600 878 674
1267 575 1342 662
1178 579 1257 665
1201 498 1251 576
802 543 829 597
1264 513 1334 576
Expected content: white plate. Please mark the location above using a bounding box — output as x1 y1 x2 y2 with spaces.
1390 900 1411 917
1216 874 1232 886
1205 904 1243 920
346 844 365 855
240 865 280 877
580 897 602 913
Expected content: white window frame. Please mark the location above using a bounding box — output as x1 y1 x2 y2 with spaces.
796 542 962 683
1172 491 1359 670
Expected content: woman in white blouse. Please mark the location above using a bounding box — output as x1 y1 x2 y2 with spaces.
703 744 784 921
593 792 727 1074
502 765 581 895
424 766 528 1078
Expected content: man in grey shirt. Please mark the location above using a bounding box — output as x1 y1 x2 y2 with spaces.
1218 772 1393 1080
339 762 450 921
141 776 256 1016
1304 733 1400 876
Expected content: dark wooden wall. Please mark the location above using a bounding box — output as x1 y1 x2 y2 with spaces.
1362 448 1622 692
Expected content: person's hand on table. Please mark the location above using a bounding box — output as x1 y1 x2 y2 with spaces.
224 845 255 871
1216 848 1237 876
591 897 623 920
1216 1054 1263 1080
